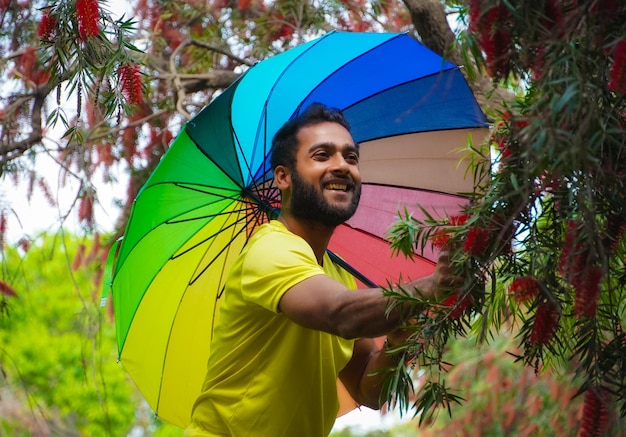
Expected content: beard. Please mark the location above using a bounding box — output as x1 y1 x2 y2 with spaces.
289 168 361 228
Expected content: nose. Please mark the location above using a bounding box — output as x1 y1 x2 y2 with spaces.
330 153 350 173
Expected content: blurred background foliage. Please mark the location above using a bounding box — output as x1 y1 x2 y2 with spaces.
0 233 182 436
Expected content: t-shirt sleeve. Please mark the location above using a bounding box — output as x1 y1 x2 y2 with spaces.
239 229 326 312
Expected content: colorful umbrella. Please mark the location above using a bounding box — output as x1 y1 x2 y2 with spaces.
106 31 488 428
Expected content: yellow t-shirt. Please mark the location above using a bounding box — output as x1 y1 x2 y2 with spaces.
186 221 357 437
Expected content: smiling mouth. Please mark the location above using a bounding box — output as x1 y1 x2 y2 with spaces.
325 183 349 191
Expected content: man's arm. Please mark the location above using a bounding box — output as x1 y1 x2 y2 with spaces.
278 250 458 339
338 337 404 409
278 273 411 339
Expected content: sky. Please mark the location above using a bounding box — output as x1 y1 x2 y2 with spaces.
1 122 125 245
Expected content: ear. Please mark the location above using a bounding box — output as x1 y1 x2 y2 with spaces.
274 165 291 190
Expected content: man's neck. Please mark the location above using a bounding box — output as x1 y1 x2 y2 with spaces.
277 214 335 266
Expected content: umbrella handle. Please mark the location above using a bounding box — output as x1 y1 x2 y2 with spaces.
326 250 377 288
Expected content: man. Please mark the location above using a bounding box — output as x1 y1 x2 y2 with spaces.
185 103 460 436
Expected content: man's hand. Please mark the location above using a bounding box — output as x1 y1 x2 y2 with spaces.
405 249 464 302
430 249 464 299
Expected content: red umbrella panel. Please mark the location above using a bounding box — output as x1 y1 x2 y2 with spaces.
330 127 489 288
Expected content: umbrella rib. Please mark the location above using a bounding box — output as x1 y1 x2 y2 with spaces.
173 194 271 264
174 182 241 198
231 126 257 189
362 181 470 197
326 249 376 288
228 126 278 212
171 211 250 261
187 205 265 286
166 204 255 225
212 204 270 299
166 181 278 225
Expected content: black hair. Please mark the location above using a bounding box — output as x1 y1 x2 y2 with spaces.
270 102 352 171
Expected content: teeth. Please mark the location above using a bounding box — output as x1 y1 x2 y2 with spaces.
326 183 348 191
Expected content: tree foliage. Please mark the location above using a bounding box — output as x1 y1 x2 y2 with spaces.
0 233 142 436
406 327 597 436
387 1 626 435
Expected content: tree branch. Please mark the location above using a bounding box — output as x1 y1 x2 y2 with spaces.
0 83 52 166
403 0 460 64
189 38 254 67
170 40 193 120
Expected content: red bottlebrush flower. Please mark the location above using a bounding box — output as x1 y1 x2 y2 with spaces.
589 0 621 21
0 279 18 297
18 238 31 252
278 23 295 39
497 137 511 161
237 0 251 10
38 178 56 207
19 46 37 78
119 63 143 105
0 211 6 236
512 118 529 131
267 12 295 40
609 39 626 94
123 131 138 163
560 221 578 267
430 214 470 248
509 277 541 304
574 267 603 318
442 291 473 319
122 126 137 154
97 144 114 166
163 26 185 51
578 387 610 437
463 227 490 256
76 0 100 39
604 213 626 254
542 0 564 36
430 228 451 249
450 214 470 226
78 195 94 227
529 300 559 346
559 220 589 284
38 10 57 40
468 0 482 33
475 6 512 79
72 243 86 271
32 69 51 86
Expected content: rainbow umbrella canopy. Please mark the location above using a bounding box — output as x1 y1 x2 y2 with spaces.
106 31 488 427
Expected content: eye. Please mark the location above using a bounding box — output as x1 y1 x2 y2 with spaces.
313 150 330 160
345 153 359 164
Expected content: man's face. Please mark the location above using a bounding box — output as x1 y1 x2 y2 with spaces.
288 121 362 227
